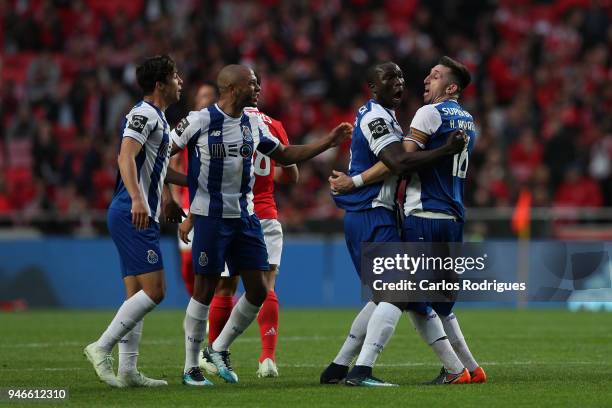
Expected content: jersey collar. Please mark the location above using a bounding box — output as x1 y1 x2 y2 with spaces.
214 103 241 120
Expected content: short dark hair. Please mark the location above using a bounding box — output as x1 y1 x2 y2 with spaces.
438 56 471 92
136 55 176 95
366 61 398 86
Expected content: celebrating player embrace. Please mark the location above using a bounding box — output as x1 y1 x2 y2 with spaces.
327 57 486 385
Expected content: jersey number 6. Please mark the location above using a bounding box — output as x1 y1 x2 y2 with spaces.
253 152 271 176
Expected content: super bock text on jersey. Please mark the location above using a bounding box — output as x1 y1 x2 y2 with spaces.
403 99 477 221
171 104 281 275
108 101 172 276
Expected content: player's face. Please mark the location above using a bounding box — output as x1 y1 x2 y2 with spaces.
236 71 261 109
375 64 405 109
163 70 183 105
423 64 452 104
194 85 217 110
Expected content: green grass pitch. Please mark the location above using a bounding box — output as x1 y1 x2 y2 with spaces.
1 309 611 407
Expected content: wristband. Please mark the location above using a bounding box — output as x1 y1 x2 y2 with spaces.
352 174 364 188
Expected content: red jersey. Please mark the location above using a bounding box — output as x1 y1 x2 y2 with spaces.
245 107 289 220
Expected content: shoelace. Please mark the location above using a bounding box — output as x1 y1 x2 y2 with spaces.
99 354 114 369
217 351 233 371
188 367 205 381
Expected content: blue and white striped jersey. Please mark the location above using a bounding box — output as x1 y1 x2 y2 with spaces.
402 99 477 220
110 101 171 223
171 104 280 218
333 99 401 212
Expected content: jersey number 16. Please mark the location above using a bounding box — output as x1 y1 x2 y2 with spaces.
452 137 469 179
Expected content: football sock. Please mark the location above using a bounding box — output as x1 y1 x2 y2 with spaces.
355 302 402 367
333 301 376 366
212 295 260 352
184 297 209 372
257 290 279 362
431 338 464 374
208 295 235 344
97 290 156 353
407 310 463 374
442 313 479 372
118 319 143 375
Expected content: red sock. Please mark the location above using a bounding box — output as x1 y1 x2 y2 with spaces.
257 290 279 362
208 295 234 344
180 251 194 296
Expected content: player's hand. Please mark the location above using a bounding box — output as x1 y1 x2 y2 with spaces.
131 196 150 230
163 199 185 224
444 130 468 154
178 216 193 245
329 170 355 194
327 122 353 147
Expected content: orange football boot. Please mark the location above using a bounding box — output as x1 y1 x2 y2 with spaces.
470 367 487 383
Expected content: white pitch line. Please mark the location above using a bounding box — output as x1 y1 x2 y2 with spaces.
0 336 343 349
0 361 608 372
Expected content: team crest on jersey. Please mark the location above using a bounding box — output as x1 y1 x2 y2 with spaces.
128 114 148 133
175 118 189 136
241 125 253 142
240 144 253 158
198 251 208 267
147 250 159 264
368 118 390 139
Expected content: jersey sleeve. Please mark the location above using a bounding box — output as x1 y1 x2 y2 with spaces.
272 120 290 146
360 114 401 157
170 110 202 149
122 107 158 145
404 105 442 149
255 115 280 155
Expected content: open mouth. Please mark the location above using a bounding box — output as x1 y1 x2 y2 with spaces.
392 90 403 101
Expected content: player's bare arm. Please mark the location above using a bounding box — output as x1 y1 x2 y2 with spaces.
329 135 421 194
164 167 188 187
161 185 186 224
168 150 185 202
170 144 183 156
178 212 194 245
378 129 466 176
117 137 150 230
269 122 352 166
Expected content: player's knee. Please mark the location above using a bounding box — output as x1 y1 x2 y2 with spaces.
245 286 267 307
215 276 239 296
145 287 165 304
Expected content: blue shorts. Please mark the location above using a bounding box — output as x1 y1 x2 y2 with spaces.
107 208 163 278
192 214 269 276
344 207 400 277
402 215 464 316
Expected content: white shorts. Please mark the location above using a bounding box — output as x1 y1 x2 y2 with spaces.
221 218 283 277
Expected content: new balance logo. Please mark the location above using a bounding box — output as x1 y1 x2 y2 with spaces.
211 143 239 158
211 143 226 158
264 327 277 336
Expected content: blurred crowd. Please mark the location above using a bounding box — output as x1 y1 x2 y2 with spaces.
0 0 610 232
